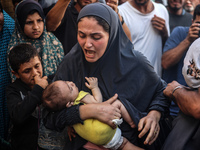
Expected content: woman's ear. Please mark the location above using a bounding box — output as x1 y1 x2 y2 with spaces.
12 70 20 78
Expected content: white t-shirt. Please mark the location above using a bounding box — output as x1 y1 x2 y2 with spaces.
118 1 170 76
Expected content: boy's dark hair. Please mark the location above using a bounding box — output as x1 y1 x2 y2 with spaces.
193 4 200 21
9 43 40 73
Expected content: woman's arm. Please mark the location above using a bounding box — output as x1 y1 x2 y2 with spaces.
44 94 121 131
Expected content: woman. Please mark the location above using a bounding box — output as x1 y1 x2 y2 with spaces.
0 2 14 148
46 3 170 150
8 0 64 79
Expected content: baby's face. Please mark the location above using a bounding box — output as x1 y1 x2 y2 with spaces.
59 81 79 103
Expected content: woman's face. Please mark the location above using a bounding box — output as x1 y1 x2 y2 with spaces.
77 17 109 63
23 12 44 39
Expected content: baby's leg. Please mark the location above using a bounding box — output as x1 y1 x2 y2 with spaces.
118 137 144 150
112 100 135 128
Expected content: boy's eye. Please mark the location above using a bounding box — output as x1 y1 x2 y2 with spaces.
24 69 30 73
37 19 43 23
35 64 39 68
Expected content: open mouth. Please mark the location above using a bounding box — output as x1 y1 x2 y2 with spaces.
85 50 95 57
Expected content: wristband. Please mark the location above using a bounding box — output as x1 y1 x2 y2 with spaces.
172 85 183 97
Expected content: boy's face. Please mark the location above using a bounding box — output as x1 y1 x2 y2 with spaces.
14 56 43 88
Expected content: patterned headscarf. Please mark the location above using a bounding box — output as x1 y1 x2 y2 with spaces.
8 0 64 79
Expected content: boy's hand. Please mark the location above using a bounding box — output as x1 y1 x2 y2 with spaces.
85 77 98 90
34 75 48 89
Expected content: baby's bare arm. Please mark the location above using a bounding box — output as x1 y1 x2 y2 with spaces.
85 77 102 103
112 100 136 128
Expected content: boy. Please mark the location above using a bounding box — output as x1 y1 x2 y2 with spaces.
6 43 65 150
42 77 137 150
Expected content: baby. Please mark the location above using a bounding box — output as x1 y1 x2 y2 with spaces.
42 77 136 150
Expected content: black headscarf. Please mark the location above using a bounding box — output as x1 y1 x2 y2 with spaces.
54 3 169 145
16 0 45 31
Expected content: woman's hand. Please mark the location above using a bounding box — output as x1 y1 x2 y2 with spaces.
95 94 121 129
79 94 121 129
138 110 161 145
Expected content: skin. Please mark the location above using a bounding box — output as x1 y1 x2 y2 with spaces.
162 15 200 69
12 56 48 89
129 0 168 44
77 17 109 63
0 10 4 32
167 0 185 15
46 0 132 41
24 12 44 39
78 16 161 146
184 0 200 14
163 81 200 119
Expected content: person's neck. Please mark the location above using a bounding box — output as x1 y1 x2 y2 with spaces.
74 3 82 12
129 0 154 14
167 7 183 15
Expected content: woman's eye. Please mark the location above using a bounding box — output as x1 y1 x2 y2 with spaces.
92 35 101 40
25 21 33 25
79 33 85 38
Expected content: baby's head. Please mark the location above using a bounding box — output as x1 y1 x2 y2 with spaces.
42 80 79 111
182 38 200 88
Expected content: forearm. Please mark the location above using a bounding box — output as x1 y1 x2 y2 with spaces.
118 13 132 41
91 88 103 103
162 39 191 69
46 0 70 31
173 87 200 119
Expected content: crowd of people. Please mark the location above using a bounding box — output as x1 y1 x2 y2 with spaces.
0 0 200 150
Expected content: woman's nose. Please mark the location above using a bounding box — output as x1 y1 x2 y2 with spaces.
85 38 92 48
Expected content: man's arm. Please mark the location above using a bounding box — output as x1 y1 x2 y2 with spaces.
163 81 200 119
46 0 70 31
106 0 132 41
162 23 200 69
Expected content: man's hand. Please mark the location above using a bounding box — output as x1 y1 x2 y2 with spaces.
163 81 181 99
106 0 118 13
185 22 200 43
151 15 168 36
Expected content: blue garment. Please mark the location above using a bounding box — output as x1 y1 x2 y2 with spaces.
0 10 15 139
162 26 189 116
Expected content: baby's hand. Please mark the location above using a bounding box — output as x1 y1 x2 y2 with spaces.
66 101 74 108
85 77 98 90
